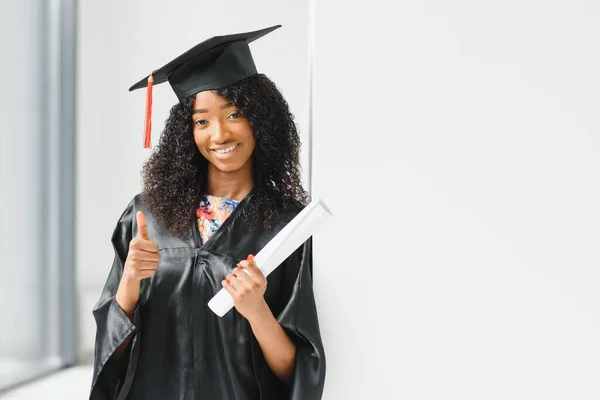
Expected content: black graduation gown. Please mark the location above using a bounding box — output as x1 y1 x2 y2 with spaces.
89 193 326 400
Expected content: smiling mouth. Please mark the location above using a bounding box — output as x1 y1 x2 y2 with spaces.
212 143 240 154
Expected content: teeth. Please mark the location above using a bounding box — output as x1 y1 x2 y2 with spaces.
214 144 238 154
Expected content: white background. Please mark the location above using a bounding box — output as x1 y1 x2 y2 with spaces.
312 1 600 399
74 1 600 399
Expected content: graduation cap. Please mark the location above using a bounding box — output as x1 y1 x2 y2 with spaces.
129 25 281 148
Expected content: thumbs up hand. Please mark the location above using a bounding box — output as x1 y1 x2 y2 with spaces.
123 211 160 281
116 211 160 318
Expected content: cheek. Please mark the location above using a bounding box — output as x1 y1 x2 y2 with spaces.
193 130 210 157
240 123 255 149
244 134 256 150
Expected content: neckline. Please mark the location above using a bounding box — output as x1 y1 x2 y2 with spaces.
192 189 253 249
201 194 240 205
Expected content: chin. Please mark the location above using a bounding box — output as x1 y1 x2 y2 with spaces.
211 161 245 173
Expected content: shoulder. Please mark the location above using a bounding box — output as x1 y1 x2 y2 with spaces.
117 193 153 218
113 193 141 221
265 201 306 233
116 192 193 248
122 192 155 232
111 193 146 239
130 192 148 212
282 200 309 221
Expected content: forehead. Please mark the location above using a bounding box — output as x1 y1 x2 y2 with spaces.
193 90 230 109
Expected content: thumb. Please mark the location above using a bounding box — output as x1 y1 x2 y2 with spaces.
136 211 149 240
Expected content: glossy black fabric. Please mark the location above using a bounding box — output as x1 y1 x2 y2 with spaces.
90 193 325 400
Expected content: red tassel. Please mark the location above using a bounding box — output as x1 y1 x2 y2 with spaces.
143 71 156 148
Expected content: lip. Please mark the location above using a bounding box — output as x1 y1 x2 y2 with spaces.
211 143 240 159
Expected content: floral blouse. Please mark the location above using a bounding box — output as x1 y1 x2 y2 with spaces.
196 194 240 244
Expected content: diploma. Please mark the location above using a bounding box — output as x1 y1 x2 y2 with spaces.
208 198 333 317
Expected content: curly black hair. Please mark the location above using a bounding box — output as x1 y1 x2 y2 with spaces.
141 74 309 238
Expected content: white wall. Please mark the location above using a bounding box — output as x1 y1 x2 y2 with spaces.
312 1 600 399
76 1 309 357
0 0 44 357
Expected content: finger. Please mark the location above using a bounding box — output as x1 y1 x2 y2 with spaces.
222 280 238 298
130 261 159 270
136 211 149 240
130 237 159 253
132 269 156 280
224 276 239 292
237 260 252 272
234 263 253 281
235 265 265 292
232 266 251 285
239 259 261 277
130 250 160 262
138 239 159 253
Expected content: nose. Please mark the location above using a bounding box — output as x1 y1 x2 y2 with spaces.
212 120 231 144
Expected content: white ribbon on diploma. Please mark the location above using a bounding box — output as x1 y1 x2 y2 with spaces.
208 198 333 317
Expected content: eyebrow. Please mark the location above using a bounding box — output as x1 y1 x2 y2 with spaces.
192 103 235 114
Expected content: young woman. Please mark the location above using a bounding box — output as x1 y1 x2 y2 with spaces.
90 26 325 400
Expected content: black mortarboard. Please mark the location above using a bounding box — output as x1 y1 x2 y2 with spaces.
129 25 281 148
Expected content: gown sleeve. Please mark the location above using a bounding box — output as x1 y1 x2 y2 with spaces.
252 236 327 399
89 201 142 400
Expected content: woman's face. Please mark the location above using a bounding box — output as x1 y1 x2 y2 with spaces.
192 90 255 174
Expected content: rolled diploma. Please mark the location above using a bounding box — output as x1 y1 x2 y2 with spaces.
208 198 332 317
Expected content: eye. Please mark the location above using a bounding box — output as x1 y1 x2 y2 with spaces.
194 119 208 126
228 111 242 119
